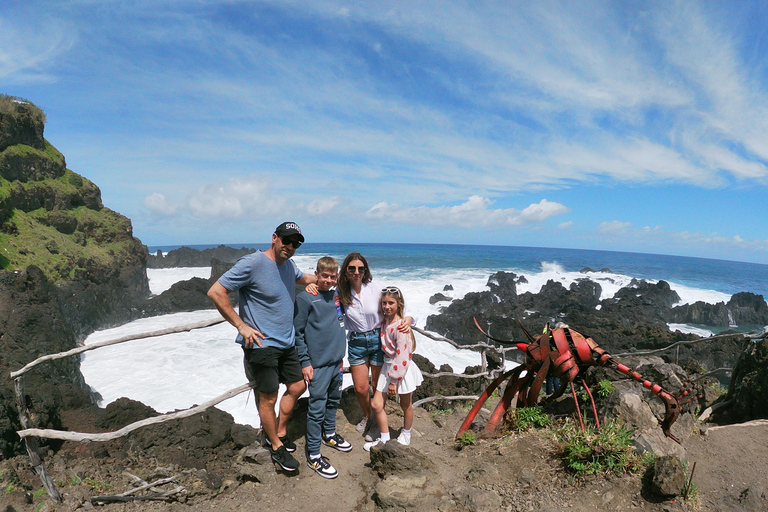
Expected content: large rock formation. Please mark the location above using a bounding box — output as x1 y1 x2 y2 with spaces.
0 95 150 458
425 271 765 377
147 245 255 268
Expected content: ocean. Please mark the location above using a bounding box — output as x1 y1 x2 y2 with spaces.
80 243 768 428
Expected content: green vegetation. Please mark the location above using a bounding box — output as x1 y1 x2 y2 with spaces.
456 432 476 446
83 477 113 492
505 406 550 431
709 382 728 397
0 94 46 125
430 407 454 417
556 419 653 476
595 379 616 398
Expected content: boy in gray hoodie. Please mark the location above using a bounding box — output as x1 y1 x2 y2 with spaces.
294 256 352 479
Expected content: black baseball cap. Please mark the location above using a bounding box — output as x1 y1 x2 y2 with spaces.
275 221 305 242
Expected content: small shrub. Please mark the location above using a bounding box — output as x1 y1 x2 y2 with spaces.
595 380 616 398
457 432 476 446
505 406 550 431
556 419 650 476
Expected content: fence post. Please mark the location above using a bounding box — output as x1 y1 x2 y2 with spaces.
13 376 62 502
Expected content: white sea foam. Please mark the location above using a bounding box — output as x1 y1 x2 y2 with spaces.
667 323 715 336
147 267 211 295
81 262 736 429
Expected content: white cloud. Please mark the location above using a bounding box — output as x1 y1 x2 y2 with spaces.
366 196 568 228
186 176 287 220
306 197 340 216
558 221 573 230
143 193 179 215
598 221 633 234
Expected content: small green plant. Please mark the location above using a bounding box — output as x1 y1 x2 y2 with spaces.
457 432 476 446
709 383 728 397
83 477 113 493
505 406 550 431
32 488 47 499
34 503 45 512
430 407 454 417
556 419 650 476
595 379 616 398
3 483 17 495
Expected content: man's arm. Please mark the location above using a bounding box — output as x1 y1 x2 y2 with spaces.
207 281 265 348
296 273 318 286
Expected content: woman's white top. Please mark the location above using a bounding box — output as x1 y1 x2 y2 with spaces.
344 281 417 333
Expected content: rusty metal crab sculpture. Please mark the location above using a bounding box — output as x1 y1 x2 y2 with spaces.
457 320 696 444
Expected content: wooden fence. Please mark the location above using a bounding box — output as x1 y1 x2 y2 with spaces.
11 319 765 503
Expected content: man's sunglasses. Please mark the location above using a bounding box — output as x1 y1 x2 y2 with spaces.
280 236 302 249
347 265 366 274
381 287 402 296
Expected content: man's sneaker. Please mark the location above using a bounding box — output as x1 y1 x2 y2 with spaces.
270 445 299 471
265 434 296 453
364 422 380 442
363 438 383 452
355 417 368 433
396 431 411 446
307 455 338 479
322 433 353 452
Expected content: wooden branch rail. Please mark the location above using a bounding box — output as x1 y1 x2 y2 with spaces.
11 317 226 379
12 317 763 504
17 382 254 442
413 395 480 408
413 326 519 354
613 329 766 358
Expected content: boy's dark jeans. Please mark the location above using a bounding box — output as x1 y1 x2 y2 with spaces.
306 362 343 456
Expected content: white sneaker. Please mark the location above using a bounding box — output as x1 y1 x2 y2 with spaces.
307 455 338 479
364 422 380 442
396 431 411 446
355 417 368 433
363 439 383 452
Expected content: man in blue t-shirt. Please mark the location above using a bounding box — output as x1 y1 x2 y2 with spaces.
207 221 317 472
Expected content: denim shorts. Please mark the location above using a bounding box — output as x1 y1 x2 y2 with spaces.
347 327 384 366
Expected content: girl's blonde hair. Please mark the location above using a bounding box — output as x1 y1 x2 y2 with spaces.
379 286 416 351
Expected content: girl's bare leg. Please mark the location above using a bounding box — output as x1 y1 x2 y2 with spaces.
371 390 390 434
399 392 413 430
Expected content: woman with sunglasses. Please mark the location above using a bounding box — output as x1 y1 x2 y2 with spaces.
337 252 415 441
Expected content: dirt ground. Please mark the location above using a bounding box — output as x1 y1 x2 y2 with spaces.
2 402 767 512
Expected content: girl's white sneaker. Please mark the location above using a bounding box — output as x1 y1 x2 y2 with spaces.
363 439 383 452
396 431 411 446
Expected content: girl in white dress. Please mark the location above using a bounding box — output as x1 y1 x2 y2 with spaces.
364 287 423 450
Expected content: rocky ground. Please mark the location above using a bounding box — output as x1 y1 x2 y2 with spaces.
2 386 767 512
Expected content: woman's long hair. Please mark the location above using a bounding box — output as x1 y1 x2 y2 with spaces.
337 252 372 306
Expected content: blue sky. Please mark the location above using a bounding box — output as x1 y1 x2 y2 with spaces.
3 1 768 264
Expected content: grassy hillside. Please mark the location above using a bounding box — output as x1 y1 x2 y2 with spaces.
0 94 145 284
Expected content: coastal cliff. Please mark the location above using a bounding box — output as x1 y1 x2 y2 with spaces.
0 95 150 458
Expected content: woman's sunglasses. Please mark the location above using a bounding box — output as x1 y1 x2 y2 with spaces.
347 265 366 274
